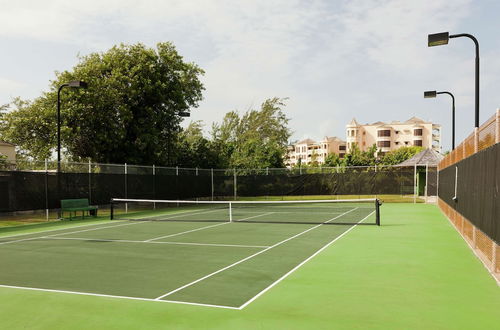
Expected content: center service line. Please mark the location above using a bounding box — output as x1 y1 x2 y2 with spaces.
154 207 358 300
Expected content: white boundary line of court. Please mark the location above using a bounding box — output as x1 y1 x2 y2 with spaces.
43 236 270 249
237 210 375 309
0 221 148 246
0 220 127 240
154 207 359 300
0 284 239 310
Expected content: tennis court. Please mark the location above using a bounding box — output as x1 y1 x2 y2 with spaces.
0 199 378 309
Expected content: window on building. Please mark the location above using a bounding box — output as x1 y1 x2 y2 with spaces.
378 152 386 157
414 129 423 136
414 140 423 147
404 141 409 145
339 153 345 158
377 130 391 137
339 145 346 151
395 130 399 134
377 141 390 148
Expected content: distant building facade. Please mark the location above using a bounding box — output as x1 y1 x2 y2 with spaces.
286 136 346 167
0 141 16 161
345 116 441 156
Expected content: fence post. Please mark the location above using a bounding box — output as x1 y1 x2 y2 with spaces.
124 163 128 213
496 108 500 144
266 167 269 175
88 159 92 204
233 169 237 200
176 166 179 176
425 163 428 202
414 163 417 203
474 127 479 153
45 159 49 220
153 164 156 209
211 168 214 201
196 167 198 176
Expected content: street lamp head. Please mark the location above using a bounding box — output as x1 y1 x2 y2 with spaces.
424 91 437 98
428 32 449 47
68 80 88 88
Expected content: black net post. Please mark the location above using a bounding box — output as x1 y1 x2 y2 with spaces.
375 199 381 226
110 199 114 220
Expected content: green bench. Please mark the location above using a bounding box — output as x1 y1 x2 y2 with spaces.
61 199 98 220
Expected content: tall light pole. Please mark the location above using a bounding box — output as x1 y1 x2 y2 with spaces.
428 32 480 128
424 90 456 150
57 81 88 173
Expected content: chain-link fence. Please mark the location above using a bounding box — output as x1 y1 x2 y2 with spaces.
0 161 437 216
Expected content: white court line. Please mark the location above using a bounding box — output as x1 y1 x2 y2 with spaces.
0 220 125 240
0 284 239 310
43 236 269 249
233 212 275 222
0 221 147 246
43 220 149 238
238 210 375 309
145 222 229 242
154 208 358 300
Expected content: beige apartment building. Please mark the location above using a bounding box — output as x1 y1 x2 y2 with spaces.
0 141 16 161
286 136 346 167
346 116 441 156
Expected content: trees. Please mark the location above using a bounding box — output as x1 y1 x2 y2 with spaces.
211 98 291 169
0 43 204 164
381 146 423 165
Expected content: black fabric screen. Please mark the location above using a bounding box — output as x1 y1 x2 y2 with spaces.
438 143 500 244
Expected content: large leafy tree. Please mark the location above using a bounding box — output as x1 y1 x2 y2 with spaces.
0 42 204 164
211 98 291 169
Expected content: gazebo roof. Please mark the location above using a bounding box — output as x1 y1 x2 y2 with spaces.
397 148 444 166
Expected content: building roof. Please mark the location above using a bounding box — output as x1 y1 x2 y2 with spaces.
322 136 345 143
397 148 444 166
0 140 16 146
296 138 316 145
403 116 429 124
347 118 359 126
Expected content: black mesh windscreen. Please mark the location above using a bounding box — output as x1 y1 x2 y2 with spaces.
0 166 417 213
438 143 500 244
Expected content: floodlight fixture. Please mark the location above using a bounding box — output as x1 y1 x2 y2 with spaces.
424 90 456 149
424 91 437 98
427 31 480 128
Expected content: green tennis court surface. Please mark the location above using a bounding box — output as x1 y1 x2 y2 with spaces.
0 203 375 309
1 203 499 329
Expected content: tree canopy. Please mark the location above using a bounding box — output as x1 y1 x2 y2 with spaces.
210 98 291 169
0 42 205 164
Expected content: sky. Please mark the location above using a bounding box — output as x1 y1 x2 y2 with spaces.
1 0 499 152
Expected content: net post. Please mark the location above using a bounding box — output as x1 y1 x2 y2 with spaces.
229 202 233 222
375 199 381 226
110 199 114 220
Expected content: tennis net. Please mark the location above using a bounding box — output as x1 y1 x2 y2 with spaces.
110 198 381 225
